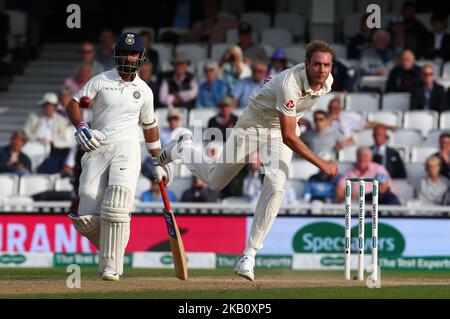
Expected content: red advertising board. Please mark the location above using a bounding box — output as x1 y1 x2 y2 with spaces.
0 214 246 253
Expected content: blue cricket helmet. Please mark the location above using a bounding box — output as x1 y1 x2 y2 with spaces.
114 32 146 74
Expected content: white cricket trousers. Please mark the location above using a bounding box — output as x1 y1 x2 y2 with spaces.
180 109 295 254
77 140 141 215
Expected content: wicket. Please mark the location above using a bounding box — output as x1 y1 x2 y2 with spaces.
344 178 379 282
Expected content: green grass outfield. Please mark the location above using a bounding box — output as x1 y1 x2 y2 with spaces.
1 268 450 299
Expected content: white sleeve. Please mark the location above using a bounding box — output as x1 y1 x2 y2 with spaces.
275 76 299 117
140 89 156 128
73 75 101 102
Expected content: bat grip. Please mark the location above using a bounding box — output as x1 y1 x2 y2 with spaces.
159 180 172 211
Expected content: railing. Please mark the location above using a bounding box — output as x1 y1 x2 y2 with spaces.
0 201 449 217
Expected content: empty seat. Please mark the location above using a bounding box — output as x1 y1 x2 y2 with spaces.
410 146 439 163
168 177 192 200
345 92 380 112
345 111 366 125
261 28 293 48
382 93 411 111
367 110 402 127
313 92 343 111
286 179 305 197
274 13 305 38
21 141 51 170
0 174 19 196
157 27 189 42
442 61 450 78
54 177 72 192
152 44 172 65
284 45 306 64
353 129 374 146
188 108 217 127
225 28 258 44
359 75 388 92
338 144 359 162
19 174 55 196
290 160 319 180
391 179 415 204
332 43 347 59
175 44 207 65
342 13 362 39
425 129 450 145
210 43 230 61
241 12 271 33
440 111 450 129
390 129 423 147
403 110 438 136
405 163 427 180
136 175 151 199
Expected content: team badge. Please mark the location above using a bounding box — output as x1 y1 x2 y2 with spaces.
133 91 141 99
125 34 135 45
284 100 295 109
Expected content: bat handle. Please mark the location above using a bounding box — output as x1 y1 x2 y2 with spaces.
159 181 172 211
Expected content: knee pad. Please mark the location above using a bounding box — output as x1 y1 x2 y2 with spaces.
99 185 132 275
70 214 100 249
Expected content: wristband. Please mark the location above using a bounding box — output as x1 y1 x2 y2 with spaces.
76 121 88 130
146 140 161 150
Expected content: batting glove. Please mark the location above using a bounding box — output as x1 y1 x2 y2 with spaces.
74 121 105 152
152 157 172 186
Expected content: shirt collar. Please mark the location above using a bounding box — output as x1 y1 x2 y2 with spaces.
300 68 334 96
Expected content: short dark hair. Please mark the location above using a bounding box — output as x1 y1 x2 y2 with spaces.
140 30 153 40
440 133 450 141
305 40 335 61
11 130 27 143
314 110 327 118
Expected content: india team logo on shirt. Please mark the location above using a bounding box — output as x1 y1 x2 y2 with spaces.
133 91 141 99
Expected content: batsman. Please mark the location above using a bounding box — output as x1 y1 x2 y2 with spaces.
66 32 170 281
158 40 338 281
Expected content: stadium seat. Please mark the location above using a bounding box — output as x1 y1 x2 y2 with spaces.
367 110 402 127
283 45 306 64
54 177 73 192
403 110 439 137
415 13 433 33
155 108 188 129
332 44 347 59
338 161 354 175
353 129 374 146
241 12 271 33
225 28 258 44
442 62 450 78
21 141 51 170
381 93 411 111
416 60 441 78
19 174 55 196
233 108 244 117
345 111 366 125
5 10 27 48
188 108 217 127
392 179 415 204
210 43 230 61
338 144 359 162
359 75 388 92
0 174 19 196
261 28 293 48
152 44 173 65
390 129 423 147
342 13 362 39
286 179 305 198
290 159 320 180
410 146 439 163
122 26 155 40
440 111 450 129
345 92 380 112
425 129 450 145
435 78 450 90
169 177 192 200
175 44 208 65
274 13 305 39
405 163 427 180
313 92 343 111
136 175 151 199
157 27 189 42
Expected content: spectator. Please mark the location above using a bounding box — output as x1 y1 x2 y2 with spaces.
301 110 351 159
410 65 448 112
207 96 239 142
80 42 104 76
331 58 357 92
141 180 177 203
386 49 421 93
56 85 74 121
96 28 116 69
23 93 75 174
242 153 264 202
159 107 189 146
64 63 93 95
267 49 288 76
422 14 450 61
417 155 449 205
231 60 267 108
401 1 429 45
139 62 159 106
370 125 407 178
388 15 418 59
181 176 219 202
237 22 268 64
0 131 32 176
360 30 395 76
347 13 374 59
190 0 238 44
434 133 450 179
140 31 160 74
196 61 229 107
336 147 401 205
220 45 252 91
159 53 199 109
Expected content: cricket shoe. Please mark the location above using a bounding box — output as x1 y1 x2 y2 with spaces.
102 267 120 281
234 255 255 281
157 132 193 166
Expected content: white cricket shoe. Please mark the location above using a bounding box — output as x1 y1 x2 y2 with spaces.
234 255 255 281
102 267 120 282
157 133 192 166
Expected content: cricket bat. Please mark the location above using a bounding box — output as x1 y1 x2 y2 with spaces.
159 181 188 280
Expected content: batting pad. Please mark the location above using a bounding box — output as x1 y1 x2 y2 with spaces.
70 214 100 249
99 185 132 275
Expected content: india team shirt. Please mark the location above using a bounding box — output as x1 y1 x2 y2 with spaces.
247 63 334 127
73 69 155 144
